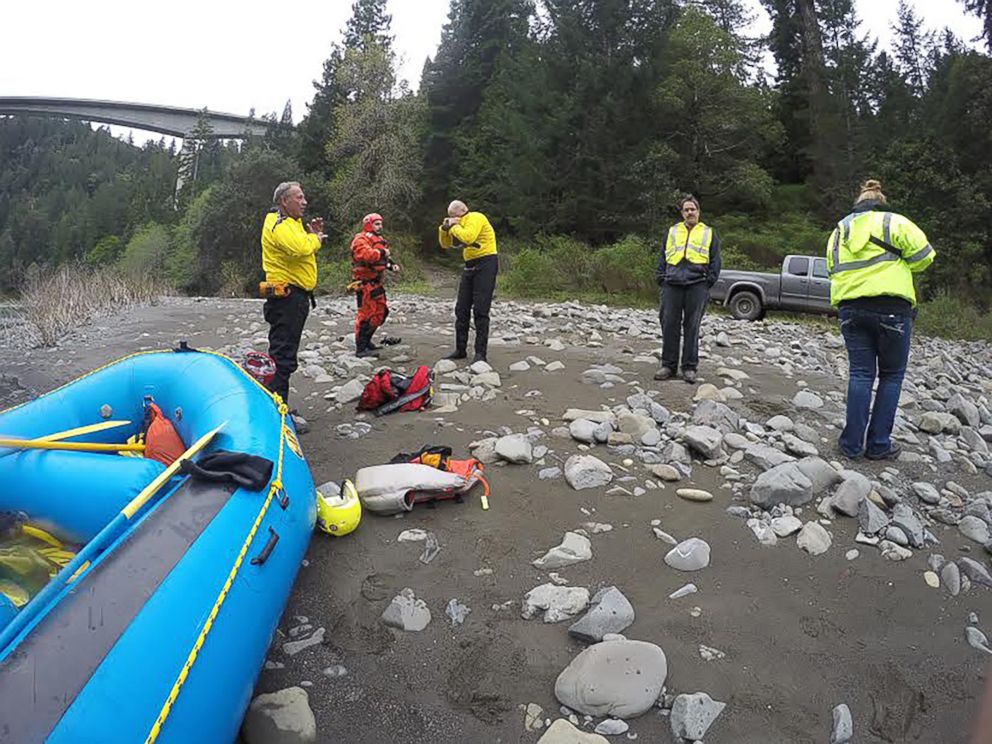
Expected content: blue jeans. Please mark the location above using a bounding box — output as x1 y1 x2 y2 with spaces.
838 306 913 457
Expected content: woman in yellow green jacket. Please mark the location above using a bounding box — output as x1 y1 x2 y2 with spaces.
826 179 935 460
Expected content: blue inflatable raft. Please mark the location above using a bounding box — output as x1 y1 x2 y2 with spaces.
0 348 316 743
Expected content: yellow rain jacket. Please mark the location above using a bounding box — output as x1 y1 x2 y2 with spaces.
438 212 497 262
261 211 321 291
826 203 935 307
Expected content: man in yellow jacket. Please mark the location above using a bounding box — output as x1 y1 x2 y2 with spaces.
827 179 935 460
437 200 498 363
261 181 325 404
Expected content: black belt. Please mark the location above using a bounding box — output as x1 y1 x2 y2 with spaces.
289 284 317 309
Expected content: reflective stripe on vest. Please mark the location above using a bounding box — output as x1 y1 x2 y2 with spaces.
665 223 712 265
830 212 896 275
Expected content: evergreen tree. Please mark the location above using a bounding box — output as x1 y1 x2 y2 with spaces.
343 0 393 49
654 8 782 208
420 0 534 220
894 0 935 96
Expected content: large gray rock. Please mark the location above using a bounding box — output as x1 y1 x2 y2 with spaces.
918 411 961 435
522 584 591 622
959 557 992 589
891 503 925 548
959 516 991 544
617 411 656 440
797 522 832 555
243 687 317 744
569 419 600 444
683 425 724 459
568 586 635 643
745 444 796 471
335 378 366 403
942 561 962 596
665 537 711 571
554 640 668 719
948 393 981 427
626 393 671 424
858 499 890 535
783 433 819 457
381 588 432 631
750 462 814 507
495 434 534 464
692 399 739 434
797 457 843 495
533 532 593 569
793 390 825 409
662 441 692 465
831 471 871 517
912 482 941 504
565 455 614 490
564 409 616 424
670 692 726 741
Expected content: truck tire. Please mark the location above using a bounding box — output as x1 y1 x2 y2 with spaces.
729 291 762 321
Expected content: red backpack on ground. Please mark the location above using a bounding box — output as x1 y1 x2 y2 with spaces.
357 366 434 416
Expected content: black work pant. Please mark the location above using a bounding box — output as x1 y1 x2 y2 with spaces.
264 287 311 404
660 281 709 372
454 254 498 355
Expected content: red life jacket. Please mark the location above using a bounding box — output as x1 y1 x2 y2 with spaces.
351 232 389 282
357 366 433 415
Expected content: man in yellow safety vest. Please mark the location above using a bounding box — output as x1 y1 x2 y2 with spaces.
654 194 722 384
827 179 935 460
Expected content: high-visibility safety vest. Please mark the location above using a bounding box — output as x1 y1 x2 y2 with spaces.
665 222 713 265
825 209 935 307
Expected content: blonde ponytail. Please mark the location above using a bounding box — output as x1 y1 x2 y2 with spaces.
855 179 887 205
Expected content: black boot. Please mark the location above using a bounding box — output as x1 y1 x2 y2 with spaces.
473 352 487 364
355 322 379 357
444 349 467 360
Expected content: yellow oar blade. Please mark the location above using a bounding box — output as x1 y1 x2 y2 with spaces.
37 420 132 443
122 423 225 519
0 439 144 453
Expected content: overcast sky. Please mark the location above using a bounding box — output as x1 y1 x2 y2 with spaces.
0 0 982 142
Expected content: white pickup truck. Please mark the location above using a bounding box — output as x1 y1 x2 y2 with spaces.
708 254 833 320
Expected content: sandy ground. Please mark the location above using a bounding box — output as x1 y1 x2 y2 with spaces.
3 294 992 744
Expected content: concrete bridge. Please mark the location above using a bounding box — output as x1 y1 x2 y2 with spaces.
0 96 269 138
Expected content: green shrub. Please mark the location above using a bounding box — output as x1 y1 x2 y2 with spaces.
118 223 171 279
916 292 992 341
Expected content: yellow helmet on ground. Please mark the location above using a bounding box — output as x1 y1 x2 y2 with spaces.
316 479 361 537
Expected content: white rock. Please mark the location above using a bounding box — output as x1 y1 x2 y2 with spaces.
796 522 831 555
670 692 726 741
533 532 594 569
496 434 534 464
565 455 614 490
770 515 803 537
537 719 609 743
554 640 668 719
243 687 317 744
669 583 698 599
665 538 711 571
522 584 591 623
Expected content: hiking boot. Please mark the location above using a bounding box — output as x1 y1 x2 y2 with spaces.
473 353 488 364
355 347 379 358
866 442 902 461
682 369 697 384
443 350 468 360
381 336 402 346
653 366 675 381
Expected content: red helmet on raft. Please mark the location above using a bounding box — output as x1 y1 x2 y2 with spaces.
362 213 383 233
241 351 277 387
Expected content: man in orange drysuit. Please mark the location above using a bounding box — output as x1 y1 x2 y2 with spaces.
351 213 400 357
